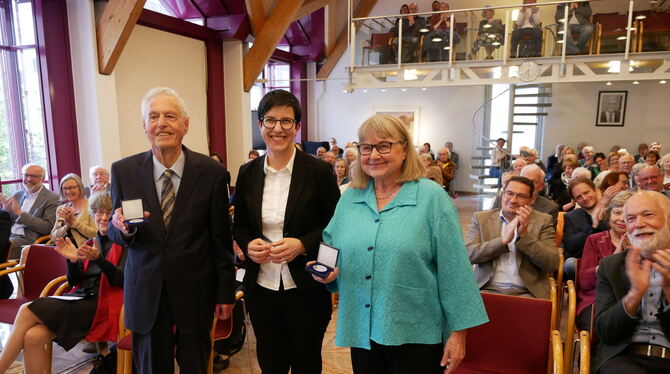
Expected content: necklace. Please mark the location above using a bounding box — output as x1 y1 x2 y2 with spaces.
375 184 401 200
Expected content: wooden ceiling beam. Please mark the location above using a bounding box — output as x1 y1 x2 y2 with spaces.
293 0 328 21
317 0 377 79
324 0 337 57
244 0 266 37
243 0 306 91
96 0 147 75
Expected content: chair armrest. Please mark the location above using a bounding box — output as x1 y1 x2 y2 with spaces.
579 331 590 374
34 235 51 244
0 265 25 277
0 260 18 270
551 330 563 374
40 275 68 297
563 280 577 374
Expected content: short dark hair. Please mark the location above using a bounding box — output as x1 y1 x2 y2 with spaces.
593 152 606 162
599 171 627 193
646 150 660 162
567 177 596 200
504 176 535 197
257 89 302 124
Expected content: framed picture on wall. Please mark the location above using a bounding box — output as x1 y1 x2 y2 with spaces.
373 106 420 144
596 91 627 127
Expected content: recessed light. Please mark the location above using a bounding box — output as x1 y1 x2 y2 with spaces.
661 80 667 84
617 36 627 41
431 37 443 43
419 28 430 33
421 87 427 91
635 15 647 20
363 89 368 93
633 81 639 85
401 88 407 92
381 88 386 92
606 82 612 86
483 24 492 29
443 46 450 50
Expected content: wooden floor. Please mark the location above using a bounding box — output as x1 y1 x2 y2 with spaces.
0 195 494 373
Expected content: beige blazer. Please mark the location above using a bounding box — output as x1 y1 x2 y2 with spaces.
50 200 97 247
465 209 559 299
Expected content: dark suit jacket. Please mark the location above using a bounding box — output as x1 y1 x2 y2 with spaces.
233 150 340 295
8 188 59 246
0 211 11 298
600 110 621 123
108 147 235 334
593 251 670 372
562 208 608 258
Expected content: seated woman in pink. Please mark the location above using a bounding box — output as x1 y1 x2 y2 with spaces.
576 189 633 331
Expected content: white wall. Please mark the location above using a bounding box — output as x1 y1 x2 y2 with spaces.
543 81 670 160
114 26 209 158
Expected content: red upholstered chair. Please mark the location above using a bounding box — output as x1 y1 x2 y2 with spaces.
207 290 245 374
361 32 393 65
454 291 563 374
593 13 637 54
0 245 66 324
636 11 670 52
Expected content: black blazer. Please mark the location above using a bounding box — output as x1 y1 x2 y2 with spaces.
0 211 11 298
233 150 340 295
108 147 235 334
593 251 670 372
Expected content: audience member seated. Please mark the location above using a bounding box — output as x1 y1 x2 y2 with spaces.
330 145 343 157
634 143 649 163
635 165 670 199
334 158 350 186
343 147 358 165
619 153 635 176
597 171 629 194
550 157 579 211
0 164 58 259
50 174 96 248
472 6 505 59
662 153 670 188
521 148 546 172
420 153 444 186
630 162 645 190
577 190 633 332
555 2 593 55
550 146 576 183
608 151 621 173
644 150 660 167
389 3 425 63
593 191 670 374
592 152 608 176
466 176 559 299
511 0 542 57
0 192 125 374
420 142 435 159
563 177 611 279
511 157 528 175
491 164 559 227
650 141 662 153
579 146 595 168
248 150 260 163
422 2 460 62
323 151 337 166
546 144 565 181
84 166 110 198
437 147 457 196
316 146 326 159
445 141 459 167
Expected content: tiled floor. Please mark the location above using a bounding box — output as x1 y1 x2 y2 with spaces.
1 195 493 373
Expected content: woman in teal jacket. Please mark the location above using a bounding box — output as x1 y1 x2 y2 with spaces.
312 114 488 373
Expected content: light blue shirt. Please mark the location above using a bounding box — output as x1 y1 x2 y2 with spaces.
152 151 185 198
630 268 670 349
323 178 488 349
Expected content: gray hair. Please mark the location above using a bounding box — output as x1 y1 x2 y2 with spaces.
21 164 45 178
141 87 189 121
520 163 545 181
344 147 358 158
660 153 670 168
572 167 592 180
88 165 108 178
582 146 594 154
58 173 85 201
88 192 113 215
624 190 670 223
604 190 634 226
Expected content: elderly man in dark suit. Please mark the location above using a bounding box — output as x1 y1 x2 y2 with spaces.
491 164 559 226
594 191 670 373
84 165 111 198
0 164 58 258
234 90 339 373
108 87 235 373
466 176 559 299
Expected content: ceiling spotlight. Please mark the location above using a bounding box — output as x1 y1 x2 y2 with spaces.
635 15 647 20
606 81 612 86
419 28 430 33
431 37 443 43
363 89 368 93
401 88 407 92
633 81 639 85
488 34 496 39
557 40 564 44
661 80 667 84
421 87 427 91
443 46 451 50
557 18 565 23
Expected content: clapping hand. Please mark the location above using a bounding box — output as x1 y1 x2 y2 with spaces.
247 238 271 264
623 245 651 315
515 205 532 237
54 237 79 262
501 216 518 245
78 239 100 261
0 194 20 215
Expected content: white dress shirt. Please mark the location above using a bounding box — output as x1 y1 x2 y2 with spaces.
11 186 43 237
152 151 185 198
257 149 298 291
490 211 527 290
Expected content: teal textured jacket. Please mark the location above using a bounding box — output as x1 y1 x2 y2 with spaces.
323 178 488 349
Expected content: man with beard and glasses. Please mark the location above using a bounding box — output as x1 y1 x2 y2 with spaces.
593 191 670 374
636 165 670 199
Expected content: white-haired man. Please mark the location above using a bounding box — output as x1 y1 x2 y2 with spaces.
0 164 59 258
84 165 111 198
580 146 595 167
593 191 670 373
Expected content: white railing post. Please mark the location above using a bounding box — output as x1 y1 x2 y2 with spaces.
625 0 634 59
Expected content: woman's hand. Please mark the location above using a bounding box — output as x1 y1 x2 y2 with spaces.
247 238 271 264
54 237 79 262
78 240 100 261
268 238 305 263
307 261 339 284
442 330 467 373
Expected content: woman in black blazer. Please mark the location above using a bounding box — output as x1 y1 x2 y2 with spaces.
233 90 340 373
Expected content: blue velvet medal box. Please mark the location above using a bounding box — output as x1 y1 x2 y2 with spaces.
305 242 339 278
121 199 148 225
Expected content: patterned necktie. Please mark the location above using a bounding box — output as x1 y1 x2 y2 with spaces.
160 169 175 226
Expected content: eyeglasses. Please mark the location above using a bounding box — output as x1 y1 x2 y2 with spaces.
23 173 43 179
357 141 403 156
62 186 79 191
503 190 530 201
261 117 296 129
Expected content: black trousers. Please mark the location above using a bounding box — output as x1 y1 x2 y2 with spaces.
511 27 542 57
350 340 444 374
247 284 332 374
599 353 670 374
132 285 211 373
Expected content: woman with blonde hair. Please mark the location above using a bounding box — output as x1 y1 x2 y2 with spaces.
50 173 96 247
312 114 487 373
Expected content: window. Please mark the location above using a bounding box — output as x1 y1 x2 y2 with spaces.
250 61 292 111
0 0 47 195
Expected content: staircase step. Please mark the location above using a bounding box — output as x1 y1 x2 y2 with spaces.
470 174 498 180
515 93 552 98
515 84 550 89
513 112 548 116
476 146 497 150
471 165 493 169
470 156 492 160
514 103 552 107
513 122 538 126
502 130 525 134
